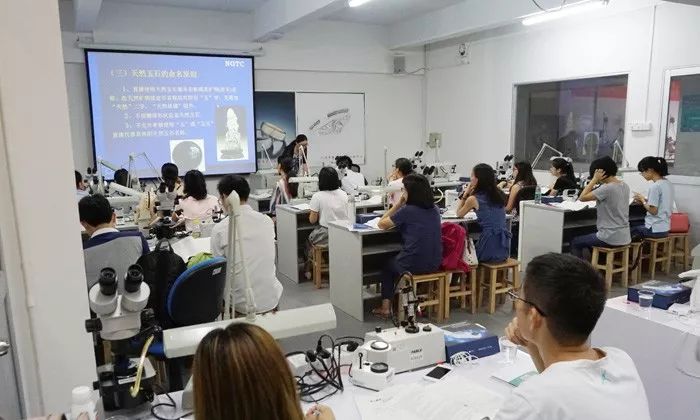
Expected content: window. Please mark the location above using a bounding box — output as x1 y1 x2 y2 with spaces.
514 75 629 171
663 71 700 176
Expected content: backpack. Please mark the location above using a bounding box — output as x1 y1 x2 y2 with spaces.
136 239 187 328
440 222 470 272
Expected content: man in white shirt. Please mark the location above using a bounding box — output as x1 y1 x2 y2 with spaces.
336 155 366 194
495 253 651 420
387 157 413 205
210 175 283 314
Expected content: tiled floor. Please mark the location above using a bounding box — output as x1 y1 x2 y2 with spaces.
276 269 684 354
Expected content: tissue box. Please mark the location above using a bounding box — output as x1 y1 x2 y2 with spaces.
443 322 499 359
627 280 691 309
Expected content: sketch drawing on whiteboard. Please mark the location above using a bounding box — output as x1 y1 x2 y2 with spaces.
308 108 351 136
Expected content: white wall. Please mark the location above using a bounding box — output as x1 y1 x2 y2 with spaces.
426 1 700 245
0 1 96 414
60 0 426 182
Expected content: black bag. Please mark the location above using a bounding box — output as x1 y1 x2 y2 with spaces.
136 239 187 328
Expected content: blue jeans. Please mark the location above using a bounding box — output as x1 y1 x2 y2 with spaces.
570 233 616 259
630 225 668 240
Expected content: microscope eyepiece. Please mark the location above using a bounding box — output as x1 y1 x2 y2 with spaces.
124 264 144 293
98 268 117 296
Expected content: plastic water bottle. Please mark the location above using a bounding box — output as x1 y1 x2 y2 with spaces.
347 194 357 223
192 218 201 238
71 386 96 420
534 186 542 204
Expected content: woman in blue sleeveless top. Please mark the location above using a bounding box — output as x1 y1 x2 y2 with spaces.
456 163 511 263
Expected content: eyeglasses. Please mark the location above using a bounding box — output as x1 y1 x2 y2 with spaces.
507 290 547 317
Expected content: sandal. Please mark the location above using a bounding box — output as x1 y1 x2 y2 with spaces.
371 308 391 319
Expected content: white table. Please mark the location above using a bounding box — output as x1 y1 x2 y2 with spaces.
141 351 533 420
591 296 700 420
327 215 497 322
249 192 272 214
518 201 646 268
276 199 384 284
148 236 212 261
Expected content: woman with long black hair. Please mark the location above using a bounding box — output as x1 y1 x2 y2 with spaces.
504 161 538 213
457 163 511 263
547 158 578 196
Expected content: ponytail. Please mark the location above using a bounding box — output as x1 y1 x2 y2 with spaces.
551 158 576 183
637 156 668 177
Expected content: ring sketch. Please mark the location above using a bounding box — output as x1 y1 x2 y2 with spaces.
309 108 351 136
296 93 365 166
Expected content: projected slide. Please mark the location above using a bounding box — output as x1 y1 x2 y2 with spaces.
86 50 256 177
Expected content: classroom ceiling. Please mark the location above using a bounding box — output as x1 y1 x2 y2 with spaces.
102 0 467 25
103 0 266 13
327 0 466 25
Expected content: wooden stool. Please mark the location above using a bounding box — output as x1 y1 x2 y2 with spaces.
309 244 329 288
629 242 643 285
400 272 448 322
444 268 478 319
477 259 521 314
669 233 690 271
591 245 630 291
642 237 672 279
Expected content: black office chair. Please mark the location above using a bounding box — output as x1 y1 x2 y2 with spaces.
148 256 227 390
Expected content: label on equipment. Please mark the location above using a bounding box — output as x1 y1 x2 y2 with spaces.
117 376 137 385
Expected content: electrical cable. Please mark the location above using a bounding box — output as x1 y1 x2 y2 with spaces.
130 335 155 398
531 0 567 12
149 384 193 420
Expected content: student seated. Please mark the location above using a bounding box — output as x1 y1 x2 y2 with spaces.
632 156 673 240
176 169 219 230
75 170 89 200
193 323 335 420
113 168 129 188
336 155 366 194
134 162 183 224
571 156 630 259
387 157 414 206
504 161 538 213
270 156 298 214
495 253 650 420
457 163 511 263
373 174 442 317
210 175 282 314
79 194 149 289
547 158 578 196
306 167 348 275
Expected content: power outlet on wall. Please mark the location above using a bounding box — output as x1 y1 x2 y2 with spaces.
629 122 653 132
427 132 442 148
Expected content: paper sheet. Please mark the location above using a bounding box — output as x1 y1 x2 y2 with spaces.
363 217 381 229
355 376 504 420
491 352 538 387
171 236 212 260
550 200 595 211
442 211 477 221
291 203 312 211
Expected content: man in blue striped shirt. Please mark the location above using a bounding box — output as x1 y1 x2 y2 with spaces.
79 194 149 289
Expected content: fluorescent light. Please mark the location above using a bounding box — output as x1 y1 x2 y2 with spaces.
349 0 372 7
522 0 607 26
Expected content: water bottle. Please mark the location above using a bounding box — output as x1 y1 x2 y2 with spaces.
347 194 357 223
71 386 96 420
534 186 542 204
192 218 201 238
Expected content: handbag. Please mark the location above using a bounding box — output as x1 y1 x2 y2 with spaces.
463 237 479 267
670 212 690 233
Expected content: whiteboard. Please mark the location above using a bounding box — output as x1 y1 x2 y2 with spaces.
295 92 365 166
